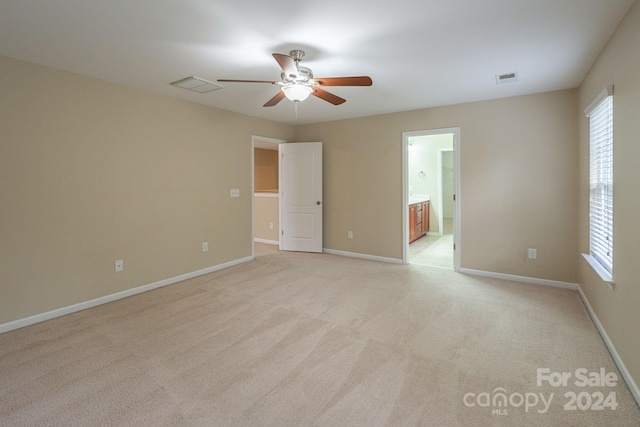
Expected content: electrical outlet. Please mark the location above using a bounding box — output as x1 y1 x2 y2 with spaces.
348 230 353 239
115 259 124 272
202 242 208 252
269 222 274 230
230 188 240 198
528 248 537 259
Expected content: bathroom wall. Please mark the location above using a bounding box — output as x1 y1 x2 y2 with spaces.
408 134 454 234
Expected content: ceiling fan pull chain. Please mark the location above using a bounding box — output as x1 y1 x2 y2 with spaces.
294 101 299 119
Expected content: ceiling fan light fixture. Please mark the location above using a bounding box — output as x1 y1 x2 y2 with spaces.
282 84 313 102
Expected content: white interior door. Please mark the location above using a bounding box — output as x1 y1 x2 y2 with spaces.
280 142 323 253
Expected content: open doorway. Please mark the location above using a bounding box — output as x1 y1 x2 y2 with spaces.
402 128 460 269
251 135 285 259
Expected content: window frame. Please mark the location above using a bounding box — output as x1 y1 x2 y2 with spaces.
582 85 614 284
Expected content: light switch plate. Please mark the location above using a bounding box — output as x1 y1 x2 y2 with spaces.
230 188 240 198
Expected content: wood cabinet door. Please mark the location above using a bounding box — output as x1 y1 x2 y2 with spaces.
422 202 429 234
409 204 417 242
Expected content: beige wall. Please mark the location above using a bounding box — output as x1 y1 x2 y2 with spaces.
0 55 293 324
254 148 279 192
254 195 280 242
294 89 579 282
577 0 640 389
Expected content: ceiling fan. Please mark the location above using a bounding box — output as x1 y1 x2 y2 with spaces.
218 50 372 107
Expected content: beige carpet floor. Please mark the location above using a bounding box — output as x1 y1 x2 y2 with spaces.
1 243 639 426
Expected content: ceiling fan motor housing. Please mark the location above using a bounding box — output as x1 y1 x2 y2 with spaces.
282 66 313 84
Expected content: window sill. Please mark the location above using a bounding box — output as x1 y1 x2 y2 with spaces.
582 253 614 286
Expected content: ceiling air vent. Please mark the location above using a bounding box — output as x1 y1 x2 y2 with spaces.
170 76 223 93
495 72 518 85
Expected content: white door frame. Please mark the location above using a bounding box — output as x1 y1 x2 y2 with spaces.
251 135 286 260
402 128 461 269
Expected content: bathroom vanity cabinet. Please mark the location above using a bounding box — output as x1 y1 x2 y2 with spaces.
409 201 429 243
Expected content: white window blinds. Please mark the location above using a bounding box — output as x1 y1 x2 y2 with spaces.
586 87 613 274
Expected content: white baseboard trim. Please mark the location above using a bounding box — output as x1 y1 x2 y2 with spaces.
254 238 279 245
577 286 640 407
0 256 253 334
458 268 579 290
323 248 403 264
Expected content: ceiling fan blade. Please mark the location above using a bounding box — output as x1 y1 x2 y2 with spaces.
313 76 373 86
263 91 286 107
273 53 299 79
311 87 346 105
217 79 278 84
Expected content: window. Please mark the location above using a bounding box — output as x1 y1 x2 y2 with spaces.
583 85 614 283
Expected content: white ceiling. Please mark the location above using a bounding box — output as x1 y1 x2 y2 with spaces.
0 0 634 126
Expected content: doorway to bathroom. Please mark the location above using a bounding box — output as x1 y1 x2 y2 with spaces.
402 128 460 269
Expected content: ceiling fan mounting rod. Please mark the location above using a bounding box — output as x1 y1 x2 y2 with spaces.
289 49 305 63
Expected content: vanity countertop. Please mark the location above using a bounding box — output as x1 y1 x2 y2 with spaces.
408 195 430 205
